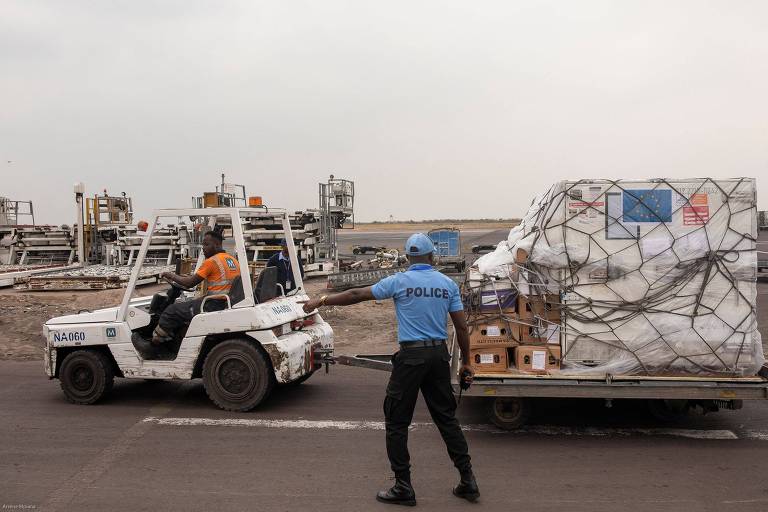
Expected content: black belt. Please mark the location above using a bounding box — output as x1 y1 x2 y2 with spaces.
400 339 445 348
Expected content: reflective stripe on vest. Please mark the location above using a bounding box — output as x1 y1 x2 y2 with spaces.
207 254 234 294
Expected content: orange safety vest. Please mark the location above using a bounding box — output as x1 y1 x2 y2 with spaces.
195 252 241 295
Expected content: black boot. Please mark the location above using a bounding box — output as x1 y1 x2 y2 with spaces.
453 470 479 502
131 333 160 360
376 475 416 507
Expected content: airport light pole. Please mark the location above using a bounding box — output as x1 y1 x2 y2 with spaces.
74 182 86 266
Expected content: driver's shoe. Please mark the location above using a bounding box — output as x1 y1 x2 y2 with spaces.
131 333 161 360
452 470 480 502
376 475 416 507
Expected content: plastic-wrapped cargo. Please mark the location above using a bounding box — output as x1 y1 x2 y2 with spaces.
475 178 763 377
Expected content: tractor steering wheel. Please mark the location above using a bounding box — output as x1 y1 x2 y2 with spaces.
162 275 195 293
169 281 195 293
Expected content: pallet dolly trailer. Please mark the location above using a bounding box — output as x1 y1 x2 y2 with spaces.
335 337 768 429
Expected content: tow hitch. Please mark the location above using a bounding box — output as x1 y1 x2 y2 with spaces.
313 348 336 373
313 350 393 373
333 354 393 372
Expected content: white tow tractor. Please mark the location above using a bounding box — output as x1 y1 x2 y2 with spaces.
43 207 333 411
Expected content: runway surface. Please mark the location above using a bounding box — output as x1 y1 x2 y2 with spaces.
3 351 768 511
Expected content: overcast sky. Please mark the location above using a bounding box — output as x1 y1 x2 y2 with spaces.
1 0 766 225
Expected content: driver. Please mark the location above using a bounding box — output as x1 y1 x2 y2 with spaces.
152 230 241 346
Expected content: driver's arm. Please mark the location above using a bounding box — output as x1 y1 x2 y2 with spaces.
161 271 204 289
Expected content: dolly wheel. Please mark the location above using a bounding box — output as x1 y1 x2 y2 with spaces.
203 339 274 411
647 399 689 422
59 350 114 405
488 397 531 430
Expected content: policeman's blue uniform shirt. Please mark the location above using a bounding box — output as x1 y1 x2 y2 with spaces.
371 263 464 342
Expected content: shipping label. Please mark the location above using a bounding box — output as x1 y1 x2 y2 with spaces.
683 193 710 225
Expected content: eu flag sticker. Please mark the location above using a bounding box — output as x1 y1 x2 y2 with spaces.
623 189 672 223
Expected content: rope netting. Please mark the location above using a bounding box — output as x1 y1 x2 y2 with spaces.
471 178 762 376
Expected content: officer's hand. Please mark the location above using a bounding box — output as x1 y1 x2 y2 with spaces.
299 298 321 314
460 364 475 384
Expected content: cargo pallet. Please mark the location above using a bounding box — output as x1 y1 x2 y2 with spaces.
0 264 78 288
13 264 173 291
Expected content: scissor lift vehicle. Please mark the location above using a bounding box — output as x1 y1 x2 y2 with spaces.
43 207 333 411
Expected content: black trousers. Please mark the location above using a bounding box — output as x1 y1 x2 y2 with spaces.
157 297 226 339
384 343 472 477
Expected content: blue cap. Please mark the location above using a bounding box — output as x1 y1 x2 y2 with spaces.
405 233 435 256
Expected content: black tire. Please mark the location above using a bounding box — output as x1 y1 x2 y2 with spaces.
59 350 114 405
352 248 360 255
202 339 274 411
647 399 689 422
488 397 531 430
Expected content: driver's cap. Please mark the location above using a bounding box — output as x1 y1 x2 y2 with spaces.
405 233 436 256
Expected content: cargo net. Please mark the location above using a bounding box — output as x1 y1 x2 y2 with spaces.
472 178 763 377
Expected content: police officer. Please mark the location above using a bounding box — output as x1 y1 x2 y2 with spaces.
302 233 479 506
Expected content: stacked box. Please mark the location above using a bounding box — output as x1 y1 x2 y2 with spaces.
464 266 518 314
464 266 519 373
518 294 562 321
468 320 518 348
467 318 516 373
517 294 562 344
470 347 508 373
515 345 561 373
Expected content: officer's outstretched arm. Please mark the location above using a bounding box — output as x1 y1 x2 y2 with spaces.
301 286 375 313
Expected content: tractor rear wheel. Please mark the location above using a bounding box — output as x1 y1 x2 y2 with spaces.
203 339 274 411
59 350 114 405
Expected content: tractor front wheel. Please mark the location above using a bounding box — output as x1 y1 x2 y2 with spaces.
59 350 114 405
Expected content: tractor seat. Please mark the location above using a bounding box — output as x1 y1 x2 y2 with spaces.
253 266 278 304
227 275 245 304
212 267 278 309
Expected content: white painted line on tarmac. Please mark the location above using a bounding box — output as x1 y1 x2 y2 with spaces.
144 417 391 430
736 430 768 440
142 416 739 439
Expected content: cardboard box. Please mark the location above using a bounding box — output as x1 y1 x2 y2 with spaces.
518 293 562 321
468 320 518 347
479 288 517 311
519 320 561 344
515 345 561 373
470 347 509 373
465 267 518 312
